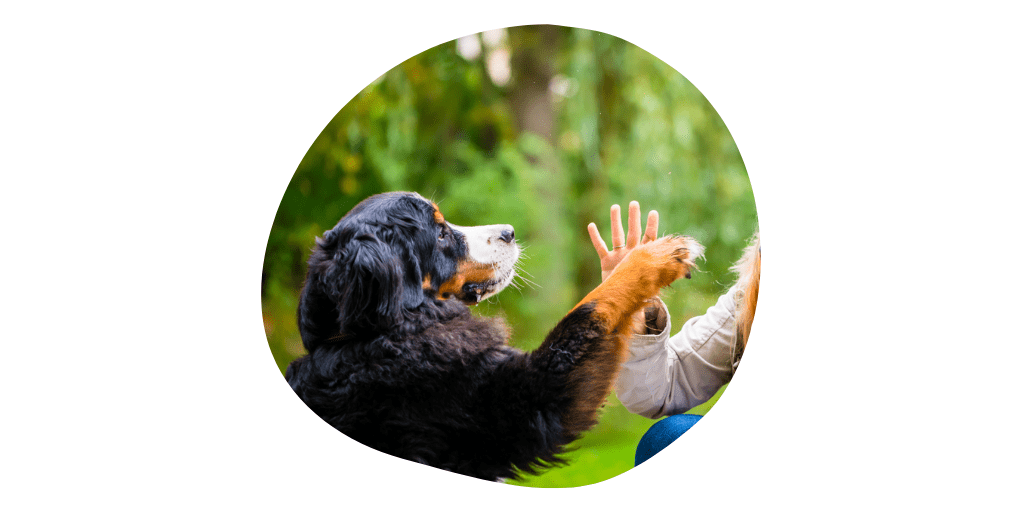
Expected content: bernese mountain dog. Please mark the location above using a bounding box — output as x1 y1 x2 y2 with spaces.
285 191 702 481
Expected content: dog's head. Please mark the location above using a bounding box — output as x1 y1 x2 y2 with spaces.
297 192 519 348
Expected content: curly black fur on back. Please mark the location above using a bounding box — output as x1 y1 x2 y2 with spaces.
286 192 624 481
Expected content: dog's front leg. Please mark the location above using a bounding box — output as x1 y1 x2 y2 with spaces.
534 236 703 440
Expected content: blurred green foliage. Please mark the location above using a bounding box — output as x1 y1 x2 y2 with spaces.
262 25 756 487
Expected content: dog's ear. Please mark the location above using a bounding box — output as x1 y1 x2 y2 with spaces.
300 228 425 345
297 231 344 350
327 232 404 333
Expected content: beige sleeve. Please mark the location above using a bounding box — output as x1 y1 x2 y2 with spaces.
615 286 739 418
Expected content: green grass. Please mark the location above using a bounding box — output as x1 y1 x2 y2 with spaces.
505 385 728 487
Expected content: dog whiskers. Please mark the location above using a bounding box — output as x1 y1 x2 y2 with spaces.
511 264 539 291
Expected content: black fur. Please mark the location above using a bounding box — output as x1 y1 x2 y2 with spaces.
286 192 616 481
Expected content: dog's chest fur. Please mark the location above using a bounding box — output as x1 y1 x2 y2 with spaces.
291 304 513 414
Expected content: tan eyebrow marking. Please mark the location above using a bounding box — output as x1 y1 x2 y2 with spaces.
431 202 445 225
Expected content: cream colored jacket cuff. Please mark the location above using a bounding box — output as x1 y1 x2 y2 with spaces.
615 286 739 419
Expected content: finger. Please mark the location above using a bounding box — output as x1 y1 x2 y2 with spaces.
588 222 609 259
610 204 624 248
626 201 641 248
644 210 659 242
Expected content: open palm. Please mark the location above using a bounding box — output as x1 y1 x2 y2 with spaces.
587 201 660 281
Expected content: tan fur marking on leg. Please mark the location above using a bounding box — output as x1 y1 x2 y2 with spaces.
573 236 703 331
732 233 760 350
557 236 704 437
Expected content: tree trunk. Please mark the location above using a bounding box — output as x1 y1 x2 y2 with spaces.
508 26 573 312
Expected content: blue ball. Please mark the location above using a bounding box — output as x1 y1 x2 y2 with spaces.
635 414 703 466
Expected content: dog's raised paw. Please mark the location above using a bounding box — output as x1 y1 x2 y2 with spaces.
631 236 705 289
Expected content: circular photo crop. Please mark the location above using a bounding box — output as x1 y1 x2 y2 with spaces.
262 25 758 487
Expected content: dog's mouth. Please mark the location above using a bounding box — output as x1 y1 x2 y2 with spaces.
459 266 517 304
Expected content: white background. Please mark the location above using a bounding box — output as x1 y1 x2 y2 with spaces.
2 1 1022 510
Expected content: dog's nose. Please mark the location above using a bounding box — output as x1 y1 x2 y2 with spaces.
499 229 515 244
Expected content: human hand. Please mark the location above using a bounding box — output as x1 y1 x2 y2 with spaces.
587 201 659 281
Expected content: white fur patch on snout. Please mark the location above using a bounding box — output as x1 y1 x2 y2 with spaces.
451 223 517 264
449 222 520 300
